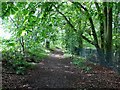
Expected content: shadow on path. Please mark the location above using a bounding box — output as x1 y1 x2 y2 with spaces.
23 49 80 88
2 49 120 89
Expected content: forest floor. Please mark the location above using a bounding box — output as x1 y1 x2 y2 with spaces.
2 49 120 89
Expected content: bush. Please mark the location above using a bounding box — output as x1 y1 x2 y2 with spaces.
2 50 34 75
72 57 92 73
2 46 48 75
12 60 33 75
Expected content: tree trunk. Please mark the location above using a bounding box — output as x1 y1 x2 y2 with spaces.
46 39 50 49
95 2 104 52
21 36 25 55
105 3 113 66
96 47 106 65
19 36 25 57
95 2 105 65
103 2 107 55
77 9 83 56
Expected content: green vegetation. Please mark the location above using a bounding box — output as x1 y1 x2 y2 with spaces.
2 43 48 74
72 57 92 73
1 2 120 74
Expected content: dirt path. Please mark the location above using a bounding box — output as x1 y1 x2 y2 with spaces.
2 49 120 89
22 49 80 88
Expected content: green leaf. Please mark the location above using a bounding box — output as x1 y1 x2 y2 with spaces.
10 8 16 14
23 9 29 15
7 42 15 46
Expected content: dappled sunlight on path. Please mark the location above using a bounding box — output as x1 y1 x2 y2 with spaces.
21 49 120 89
49 48 64 59
50 54 64 59
2 49 120 89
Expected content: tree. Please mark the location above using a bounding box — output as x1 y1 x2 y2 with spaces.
105 3 113 65
1 2 120 70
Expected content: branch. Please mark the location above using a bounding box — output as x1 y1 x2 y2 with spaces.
94 2 100 12
73 2 99 48
10 17 19 29
53 5 95 46
81 35 95 45
53 5 77 32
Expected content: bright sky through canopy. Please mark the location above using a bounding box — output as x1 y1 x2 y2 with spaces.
0 18 12 39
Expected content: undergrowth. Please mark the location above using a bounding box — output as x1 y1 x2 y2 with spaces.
72 56 92 73
2 47 48 75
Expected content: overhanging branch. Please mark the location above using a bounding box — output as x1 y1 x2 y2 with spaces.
53 5 95 46
72 2 100 48
54 5 77 32
81 35 95 45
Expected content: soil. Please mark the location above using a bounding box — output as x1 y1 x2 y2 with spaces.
2 49 120 89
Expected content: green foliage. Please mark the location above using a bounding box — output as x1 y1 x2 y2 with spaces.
2 2 19 18
12 60 32 75
2 49 35 75
72 57 92 72
1 2 120 74
26 47 49 62
72 57 86 67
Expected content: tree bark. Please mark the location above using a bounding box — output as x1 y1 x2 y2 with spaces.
105 2 113 66
94 2 106 64
95 2 104 52
77 8 83 56
20 36 25 56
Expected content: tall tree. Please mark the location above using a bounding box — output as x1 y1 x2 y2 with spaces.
105 2 113 66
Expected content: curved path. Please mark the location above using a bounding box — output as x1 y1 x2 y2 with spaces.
2 49 120 89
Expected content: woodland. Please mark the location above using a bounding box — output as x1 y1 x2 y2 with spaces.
1 1 120 89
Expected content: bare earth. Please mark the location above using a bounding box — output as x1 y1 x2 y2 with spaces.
2 49 120 89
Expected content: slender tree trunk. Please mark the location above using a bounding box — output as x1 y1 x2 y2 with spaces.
103 2 107 56
77 9 83 56
78 35 83 56
46 39 50 49
105 3 113 66
95 2 105 65
20 36 25 56
95 2 104 52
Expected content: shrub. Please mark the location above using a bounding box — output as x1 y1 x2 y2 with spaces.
72 57 92 72
2 50 34 75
